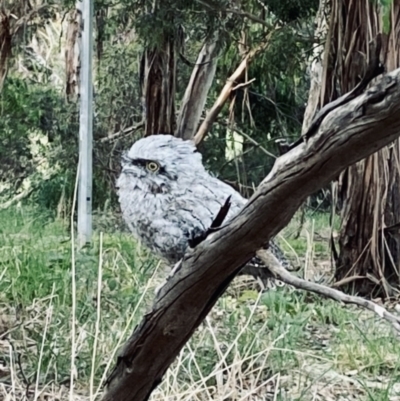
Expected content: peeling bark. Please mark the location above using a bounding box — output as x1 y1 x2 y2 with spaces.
301 0 329 134
65 8 82 101
102 67 400 401
0 3 49 92
330 0 400 296
175 36 219 140
0 9 11 91
142 37 177 136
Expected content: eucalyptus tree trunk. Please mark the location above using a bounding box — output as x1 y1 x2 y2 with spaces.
0 0 44 92
0 9 11 91
65 7 82 101
301 0 329 135
141 35 177 136
142 33 220 139
175 36 220 140
311 0 400 296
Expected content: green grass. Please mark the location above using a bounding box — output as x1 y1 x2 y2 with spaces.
1 206 400 400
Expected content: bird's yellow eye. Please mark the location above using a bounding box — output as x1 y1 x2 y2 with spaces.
146 161 160 172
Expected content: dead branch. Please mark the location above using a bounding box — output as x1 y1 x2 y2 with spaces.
232 78 256 90
99 122 144 143
0 187 34 210
193 38 271 146
257 250 400 332
102 69 400 401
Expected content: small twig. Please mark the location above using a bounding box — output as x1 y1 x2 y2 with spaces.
188 196 232 248
232 78 256 91
332 275 367 288
256 249 400 333
217 120 276 159
8 340 30 389
99 122 144 143
238 129 276 159
222 179 255 193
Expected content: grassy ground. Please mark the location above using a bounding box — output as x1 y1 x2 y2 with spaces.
1 206 400 400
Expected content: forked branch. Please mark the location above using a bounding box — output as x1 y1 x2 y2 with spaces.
193 38 272 145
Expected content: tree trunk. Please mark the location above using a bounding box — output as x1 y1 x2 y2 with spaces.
0 2 50 92
0 9 11 92
141 36 177 136
303 0 400 297
65 7 82 101
301 0 329 134
333 1 400 297
175 35 219 140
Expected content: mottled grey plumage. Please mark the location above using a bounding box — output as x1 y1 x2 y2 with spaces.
117 134 289 281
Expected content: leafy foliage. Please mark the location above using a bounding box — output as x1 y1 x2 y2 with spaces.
2 0 317 209
0 77 78 197
265 0 320 22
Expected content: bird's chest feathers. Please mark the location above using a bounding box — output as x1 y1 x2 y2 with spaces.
128 188 173 218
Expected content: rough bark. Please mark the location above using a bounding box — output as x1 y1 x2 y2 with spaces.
301 0 329 134
0 9 11 91
175 36 220 140
101 67 400 401
0 2 48 92
328 0 400 296
65 8 82 101
142 36 177 136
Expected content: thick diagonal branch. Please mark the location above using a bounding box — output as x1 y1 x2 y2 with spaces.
102 69 400 401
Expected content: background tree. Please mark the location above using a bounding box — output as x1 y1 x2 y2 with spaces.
303 0 400 296
1 0 318 214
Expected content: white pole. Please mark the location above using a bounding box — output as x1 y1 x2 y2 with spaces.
77 0 93 247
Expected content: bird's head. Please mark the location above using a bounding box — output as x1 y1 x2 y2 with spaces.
117 134 204 195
